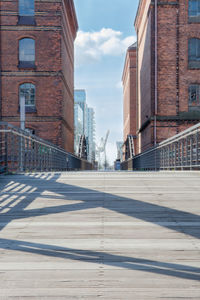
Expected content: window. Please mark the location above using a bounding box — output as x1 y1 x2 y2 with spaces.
19 38 35 68
18 0 35 25
188 38 200 68
189 85 200 110
19 0 34 16
19 83 36 112
189 0 200 21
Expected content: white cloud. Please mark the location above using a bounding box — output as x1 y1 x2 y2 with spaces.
75 28 136 67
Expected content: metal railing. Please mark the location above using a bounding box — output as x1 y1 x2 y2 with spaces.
121 122 200 171
0 122 92 173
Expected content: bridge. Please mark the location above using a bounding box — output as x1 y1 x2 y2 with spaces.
0 171 200 299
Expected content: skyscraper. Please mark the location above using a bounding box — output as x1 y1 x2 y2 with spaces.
74 90 87 134
86 107 96 162
74 89 96 162
74 103 84 155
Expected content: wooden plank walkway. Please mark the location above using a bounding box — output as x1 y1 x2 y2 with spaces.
0 171 200 299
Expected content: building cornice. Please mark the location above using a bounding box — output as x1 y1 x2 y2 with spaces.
66 0 78 35
134 0 153 30
122 46 137 83
138 114 200 133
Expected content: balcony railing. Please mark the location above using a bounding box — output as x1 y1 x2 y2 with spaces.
0 122 92 173
121 122 200 171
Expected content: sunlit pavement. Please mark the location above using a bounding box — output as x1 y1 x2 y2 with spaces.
0 171 200 299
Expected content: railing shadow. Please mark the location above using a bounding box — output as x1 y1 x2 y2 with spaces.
0 173 199 238
0 237 199 281
0 172 200 282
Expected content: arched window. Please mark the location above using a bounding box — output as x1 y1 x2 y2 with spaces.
188 38 200 69
19 0 34 16
19 38 35 68
19 83 36 108
189 85 200 110
189 0 200 21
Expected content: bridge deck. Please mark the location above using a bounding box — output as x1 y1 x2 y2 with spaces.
0 171 200 299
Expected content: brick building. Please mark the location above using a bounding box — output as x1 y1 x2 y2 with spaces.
123 0 200 155
122 42 138 158
0 0 78 153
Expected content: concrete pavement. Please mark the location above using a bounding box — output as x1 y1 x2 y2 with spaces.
0 171 200 299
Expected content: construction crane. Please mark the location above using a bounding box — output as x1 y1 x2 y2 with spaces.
96 130 110 170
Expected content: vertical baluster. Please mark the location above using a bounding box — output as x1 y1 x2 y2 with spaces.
177 141 180 169
182 140 184 168
4 130 8 173
10 133 15 172
190 136 192 170
186 137 188 167
196 131 199 167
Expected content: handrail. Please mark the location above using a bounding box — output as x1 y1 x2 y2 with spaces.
121 122 200 170
0 122 92 173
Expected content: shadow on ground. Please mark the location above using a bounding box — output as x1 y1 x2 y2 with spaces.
0 172 200 281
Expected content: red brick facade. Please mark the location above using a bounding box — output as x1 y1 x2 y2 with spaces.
124 0 200 154
122 43 138 156
0 0 78 153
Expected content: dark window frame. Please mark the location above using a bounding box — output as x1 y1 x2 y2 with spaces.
18 0 36 25
188 0 200 22
18 38 36 69
19 0 35 16
189 84 200 111
19 83 37 113
188 38 200 69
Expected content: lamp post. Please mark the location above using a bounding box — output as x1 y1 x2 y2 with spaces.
20 95 25 130
20 95 25 171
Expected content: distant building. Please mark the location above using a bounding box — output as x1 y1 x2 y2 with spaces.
116 141 123 162
74 104 84 155
123 0 200 156
114 160 121 171
0 0 78 153
74 90 87 134
122 43 138 158
86 107 96 162
74 89 96 162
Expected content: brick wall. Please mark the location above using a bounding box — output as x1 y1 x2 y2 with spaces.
134 0 200 154
122 45 138 155
0 0 78 153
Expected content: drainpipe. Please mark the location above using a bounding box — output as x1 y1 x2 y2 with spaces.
136 31 139 153
0 15 2 121
154 0 158 146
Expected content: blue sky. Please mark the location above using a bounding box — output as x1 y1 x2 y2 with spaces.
74 0 139 163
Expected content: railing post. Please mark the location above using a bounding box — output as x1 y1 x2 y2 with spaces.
5 129 8 173
190 137 192 170
173 143 175 169
19 134 23 172
178 141 180 169
196 131 199 167
181 139 184 170
186 137 188 168
168 144 170 169
164 147 167 169
11 133 15 172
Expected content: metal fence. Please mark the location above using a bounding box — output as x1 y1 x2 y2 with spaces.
0 122 92 173
121 122 200 171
